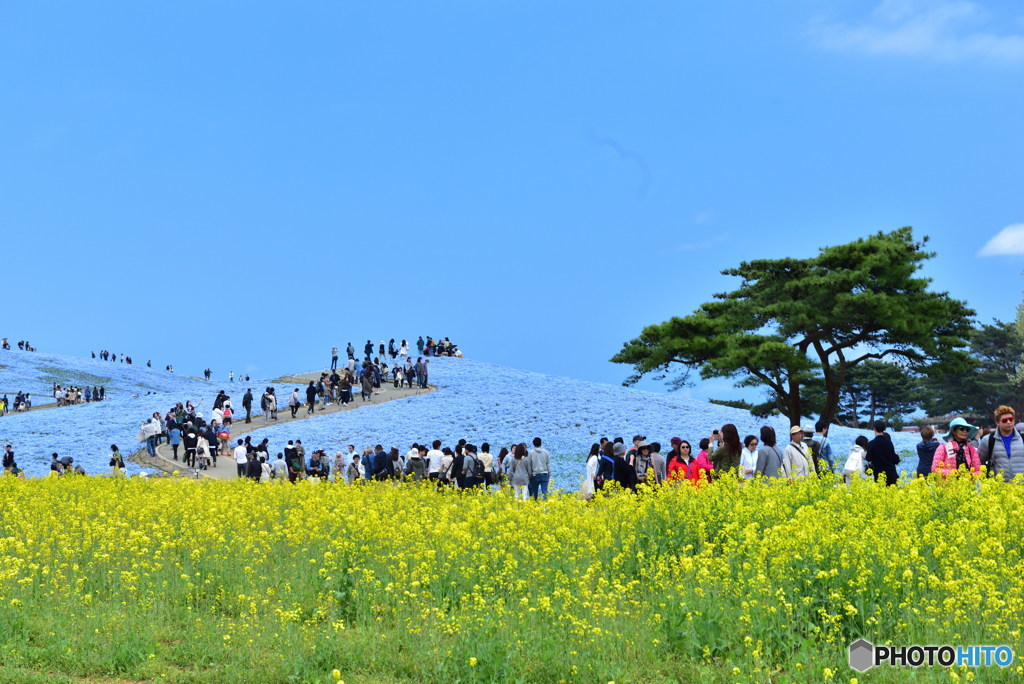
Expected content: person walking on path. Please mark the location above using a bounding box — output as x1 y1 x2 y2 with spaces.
242 389 253 424
360 370 373 402
233 439 248 478
168 423 181 461
289 388 300 418
142 418 159 457
331 346 339 371
416 336 425 354
305 381 318 415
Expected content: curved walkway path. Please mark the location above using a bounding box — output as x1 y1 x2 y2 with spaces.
131 373 434 479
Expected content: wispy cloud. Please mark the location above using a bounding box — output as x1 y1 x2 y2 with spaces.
979 223 1024 256
810 0 1024 64
589 133 652 199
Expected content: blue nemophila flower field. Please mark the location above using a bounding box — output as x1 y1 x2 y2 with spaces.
236 357 921 490
0 351 919 484
0 351 279 477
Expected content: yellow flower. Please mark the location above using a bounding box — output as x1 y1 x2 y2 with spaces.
331 669 342 680
469 657 477 667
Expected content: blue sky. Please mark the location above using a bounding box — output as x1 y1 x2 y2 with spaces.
2 0 1022 400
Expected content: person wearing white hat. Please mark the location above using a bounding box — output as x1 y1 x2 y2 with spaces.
933 417 980 477
783 425 811 478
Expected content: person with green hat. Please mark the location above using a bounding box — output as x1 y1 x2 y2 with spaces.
932 417 981 477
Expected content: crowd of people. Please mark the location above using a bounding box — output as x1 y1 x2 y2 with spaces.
223 436 551 497
1 392 34 414
136 390 242 469
93 350 135 364
6 405 1024 490
331 336 460 370
314 357 430 406
578 405 1024 498
52 383 106 405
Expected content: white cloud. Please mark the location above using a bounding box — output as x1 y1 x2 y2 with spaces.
979 223 1024 256
811 0 1024 64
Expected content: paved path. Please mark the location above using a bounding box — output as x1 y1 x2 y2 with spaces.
131 373 434 479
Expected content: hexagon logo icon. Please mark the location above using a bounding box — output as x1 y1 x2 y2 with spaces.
849 639 875 672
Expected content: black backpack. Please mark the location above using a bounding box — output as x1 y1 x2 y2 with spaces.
468 454 484 480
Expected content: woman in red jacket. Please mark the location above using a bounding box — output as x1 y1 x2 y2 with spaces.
666 438 693 483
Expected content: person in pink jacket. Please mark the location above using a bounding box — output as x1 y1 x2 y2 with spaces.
932 417 981 477
689 438 715 485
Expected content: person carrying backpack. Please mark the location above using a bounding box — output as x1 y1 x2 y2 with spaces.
461 444 485 489
980 406 1024 481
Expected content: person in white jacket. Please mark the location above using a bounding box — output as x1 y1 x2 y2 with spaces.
141 419 160 457
783 426 812 478
843 435 869 484
579 448 599 500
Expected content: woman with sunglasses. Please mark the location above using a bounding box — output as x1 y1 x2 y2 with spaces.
932 417 981 478
666 438 693 483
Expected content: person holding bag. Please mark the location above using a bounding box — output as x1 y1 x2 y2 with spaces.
843 436 868 484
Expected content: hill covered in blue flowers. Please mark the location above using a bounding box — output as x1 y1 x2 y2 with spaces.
0 350 919 485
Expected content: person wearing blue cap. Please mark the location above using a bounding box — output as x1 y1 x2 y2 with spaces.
933 417 980 477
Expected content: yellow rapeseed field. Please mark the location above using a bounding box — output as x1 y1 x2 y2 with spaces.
0 473 1021 682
